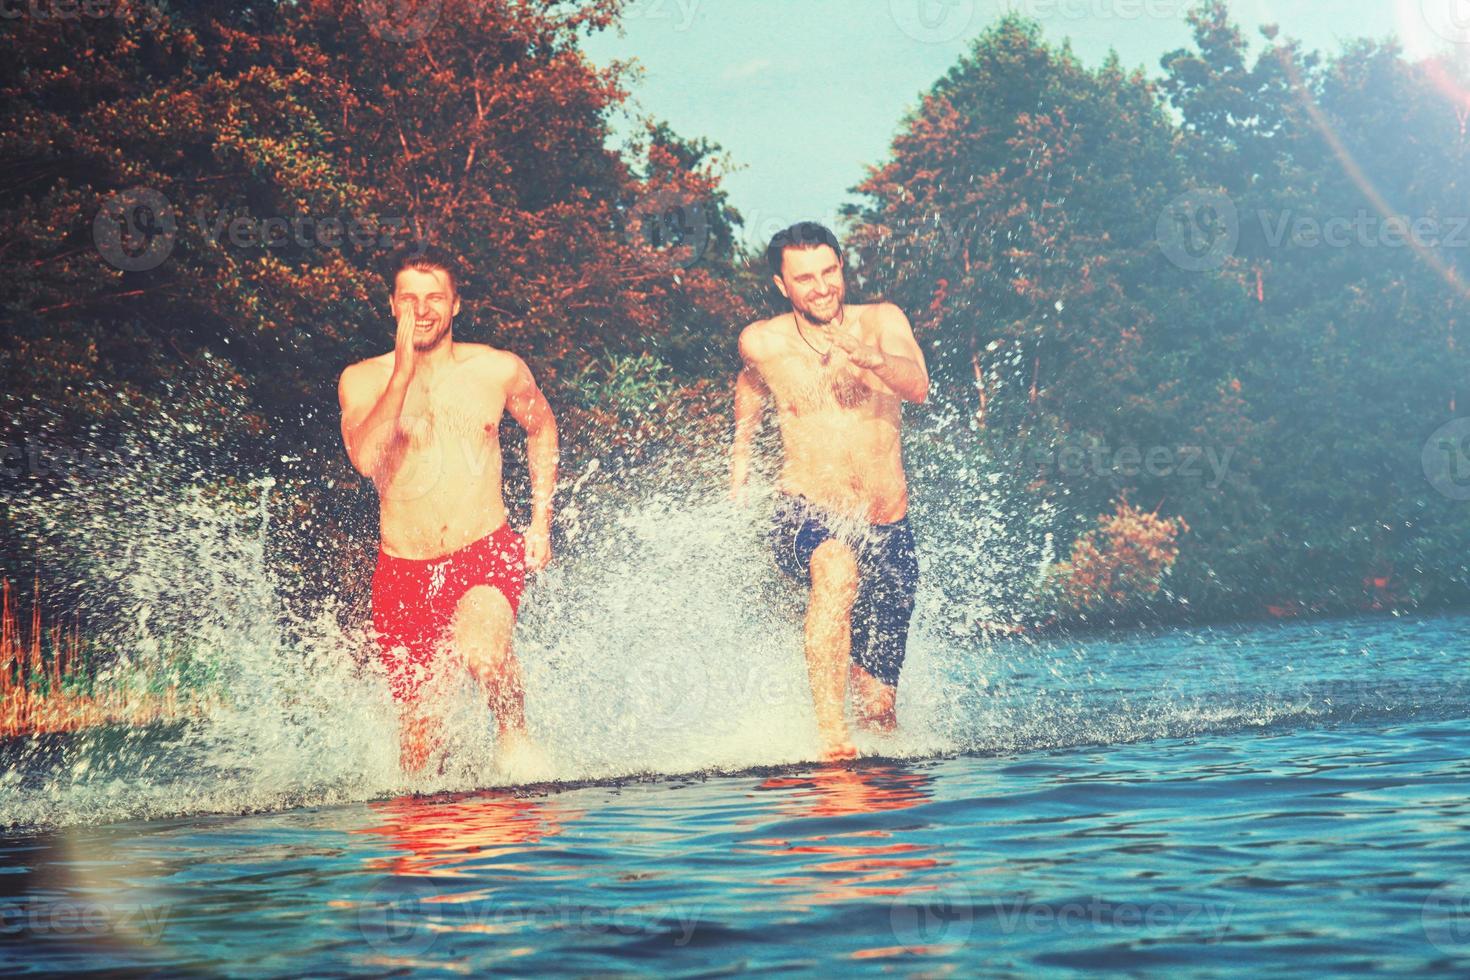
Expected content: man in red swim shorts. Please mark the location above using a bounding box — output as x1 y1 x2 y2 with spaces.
337 245 558 776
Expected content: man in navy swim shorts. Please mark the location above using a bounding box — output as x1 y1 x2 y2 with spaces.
730 222 929 760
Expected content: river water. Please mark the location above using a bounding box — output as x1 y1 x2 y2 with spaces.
2 611 1467 975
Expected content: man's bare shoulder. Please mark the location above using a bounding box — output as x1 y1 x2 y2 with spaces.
738 315 786 362
869 301 913 329
338 353 393 405
455 343 527 384
845 301 902 326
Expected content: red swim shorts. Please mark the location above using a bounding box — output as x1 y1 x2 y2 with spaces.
370 524 526 702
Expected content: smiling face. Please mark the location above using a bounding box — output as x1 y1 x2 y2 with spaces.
774 244 845 326
390 266 461 351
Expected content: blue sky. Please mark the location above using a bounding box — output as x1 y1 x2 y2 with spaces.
581 1 1445 252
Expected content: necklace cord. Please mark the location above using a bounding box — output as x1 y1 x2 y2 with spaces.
794 306 845 361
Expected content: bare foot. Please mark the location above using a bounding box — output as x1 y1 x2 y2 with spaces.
822 739 859 762
495 729 553 784
819 722 859 762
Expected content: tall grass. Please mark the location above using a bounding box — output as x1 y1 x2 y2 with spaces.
0 577 192 737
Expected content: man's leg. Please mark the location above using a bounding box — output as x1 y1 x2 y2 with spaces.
806 539 860 760
848 522 917 733
450 584 525 739
449 584 551 780
850 664 897 732
397 697 445 774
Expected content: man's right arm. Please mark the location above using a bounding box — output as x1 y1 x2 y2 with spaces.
339 364 412 481
340 305 420 481
730 325 768 501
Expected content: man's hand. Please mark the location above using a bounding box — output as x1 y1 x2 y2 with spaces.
826 327 886 371
391 302 419 381
524 519 552 572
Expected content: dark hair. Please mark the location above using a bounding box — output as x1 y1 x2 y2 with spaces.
384 243 460 296
766 222 842 277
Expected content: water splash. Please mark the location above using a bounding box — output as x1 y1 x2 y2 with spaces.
1 412 1465 831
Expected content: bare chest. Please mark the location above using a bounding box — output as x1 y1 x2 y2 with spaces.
763 352 879 417
397 381 505 450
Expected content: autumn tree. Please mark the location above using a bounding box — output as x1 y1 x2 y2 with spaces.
0 0 749 612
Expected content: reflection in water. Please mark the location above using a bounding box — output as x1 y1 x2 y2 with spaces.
744 765 940 905
357 791 580 877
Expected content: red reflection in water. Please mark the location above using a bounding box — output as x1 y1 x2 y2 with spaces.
744 765 940 904
357 791 579 877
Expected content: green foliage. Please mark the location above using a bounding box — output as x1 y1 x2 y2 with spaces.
2 0 1466 635
851 5 1470 623
569 352 678 419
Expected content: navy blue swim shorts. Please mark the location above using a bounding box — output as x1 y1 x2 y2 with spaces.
768 493 920 687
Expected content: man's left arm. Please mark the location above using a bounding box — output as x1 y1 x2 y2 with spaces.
505 355 559 570
835 304 929 403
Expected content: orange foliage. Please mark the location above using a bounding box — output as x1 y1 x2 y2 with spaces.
1048 498 1190 614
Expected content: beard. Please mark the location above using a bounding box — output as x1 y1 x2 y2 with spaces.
412 318 452 351
793 285 845 326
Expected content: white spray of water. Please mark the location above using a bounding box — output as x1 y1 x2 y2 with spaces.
4 411 1443 830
